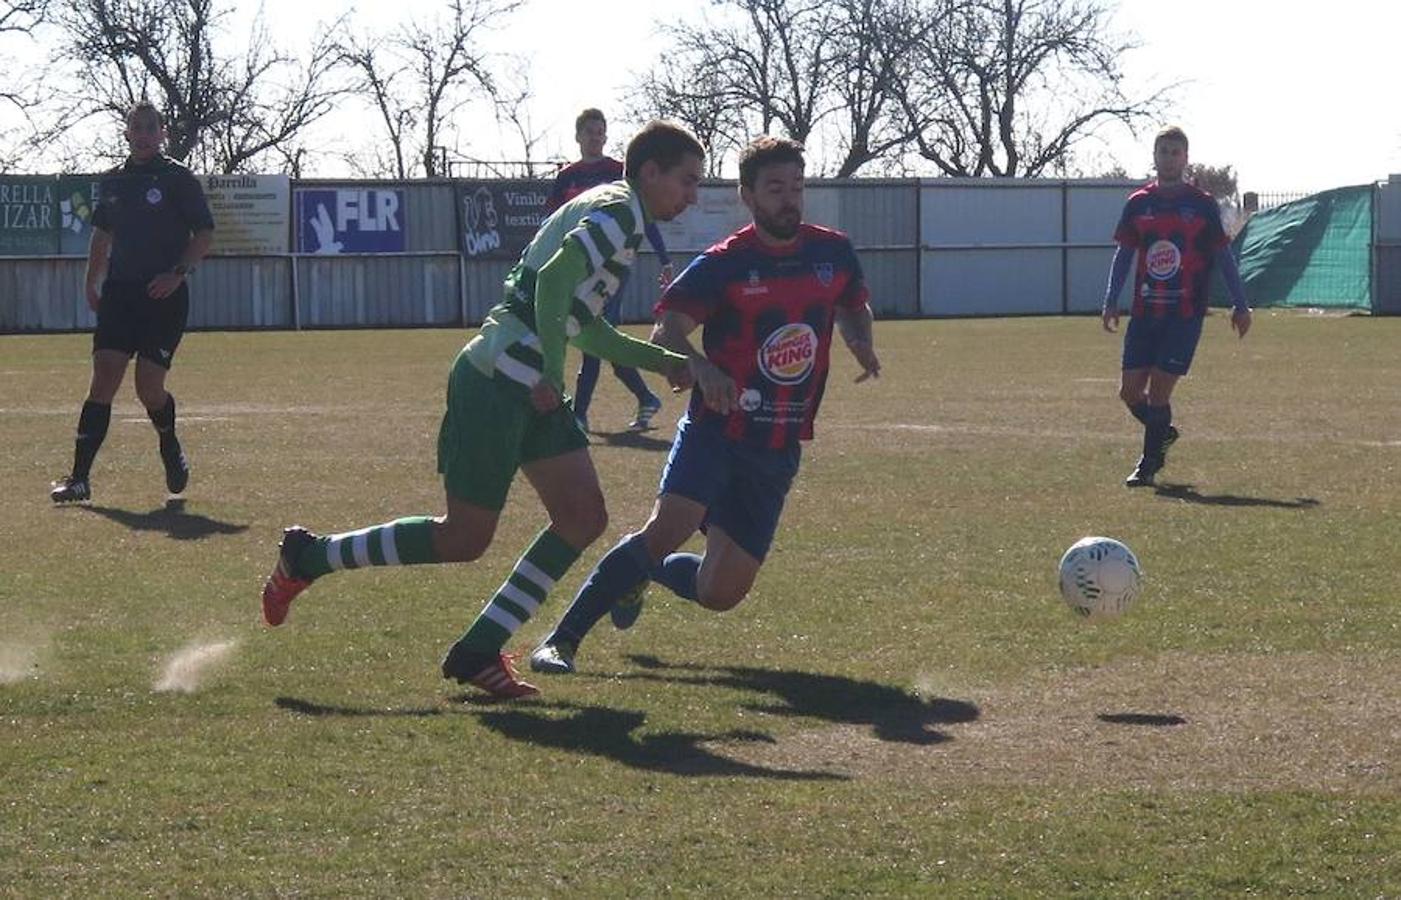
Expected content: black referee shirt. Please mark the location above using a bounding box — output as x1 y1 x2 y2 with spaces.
92 155 215 284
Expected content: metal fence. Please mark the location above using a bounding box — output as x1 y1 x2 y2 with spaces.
1 177 1392 333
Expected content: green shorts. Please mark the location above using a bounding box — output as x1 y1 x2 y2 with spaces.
437 351 589 511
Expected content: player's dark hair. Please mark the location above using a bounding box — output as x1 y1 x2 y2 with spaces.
624 120 704 179
575 108 606 134
126 100 164 128
1154 125 1189 151
738 136 805 189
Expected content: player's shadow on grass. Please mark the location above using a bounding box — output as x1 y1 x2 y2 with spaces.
594 430 673 451
80 502 249 541
470 699 844 781
1097 712 1187 727
275 696 444 718
1153 483 1321 510
619 655 980 746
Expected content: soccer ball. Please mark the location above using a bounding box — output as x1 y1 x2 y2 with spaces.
1058 537 1143 619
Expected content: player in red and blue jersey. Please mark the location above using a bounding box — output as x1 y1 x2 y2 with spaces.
549 108 673 432
529 135 881 675
1101 125 1252 488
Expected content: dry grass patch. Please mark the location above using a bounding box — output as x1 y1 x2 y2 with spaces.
710 652 1400 794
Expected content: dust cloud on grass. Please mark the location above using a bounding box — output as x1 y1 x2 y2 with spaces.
154 639 240 694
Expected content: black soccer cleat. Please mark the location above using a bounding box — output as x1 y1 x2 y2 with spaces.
1160 425 1180 461
161 439 189 497
50 476 91 505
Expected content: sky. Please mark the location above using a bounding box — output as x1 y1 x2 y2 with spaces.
4 0 1398 193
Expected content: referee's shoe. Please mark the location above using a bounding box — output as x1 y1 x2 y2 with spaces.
161 439 190 497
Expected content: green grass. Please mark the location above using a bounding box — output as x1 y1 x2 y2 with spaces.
2 314 1399 897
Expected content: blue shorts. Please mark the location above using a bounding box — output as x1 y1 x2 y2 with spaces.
1122 314 1204 376
658 414 801 561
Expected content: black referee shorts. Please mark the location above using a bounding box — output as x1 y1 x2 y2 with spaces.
93 281 190 370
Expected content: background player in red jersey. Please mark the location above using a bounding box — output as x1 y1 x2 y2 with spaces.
530 135 881 675
548 108 673 432
1101 125 1251 488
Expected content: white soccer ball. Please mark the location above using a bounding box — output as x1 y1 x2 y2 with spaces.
1058 536 1143 619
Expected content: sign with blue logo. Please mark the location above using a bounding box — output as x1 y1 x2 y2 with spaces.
295 188 405 253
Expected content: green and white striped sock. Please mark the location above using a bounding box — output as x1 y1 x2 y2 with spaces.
457 529 581 653
295 517 438 579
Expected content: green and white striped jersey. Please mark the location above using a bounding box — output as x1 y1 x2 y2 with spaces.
464 180 649 390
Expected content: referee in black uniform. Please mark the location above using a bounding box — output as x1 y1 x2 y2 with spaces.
51 101 215 505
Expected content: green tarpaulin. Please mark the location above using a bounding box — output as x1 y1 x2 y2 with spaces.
1232 185 1373 309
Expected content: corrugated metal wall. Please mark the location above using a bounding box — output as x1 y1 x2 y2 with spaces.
0 177 1209 331
1374 178 1401 315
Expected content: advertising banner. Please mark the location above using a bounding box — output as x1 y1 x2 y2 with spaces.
56 175 102 255
458 180 550 261
0 176 58 255
296 187 405 253
204 174 290 255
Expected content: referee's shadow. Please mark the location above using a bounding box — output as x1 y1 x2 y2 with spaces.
79 500 249 541
1152 482 1322 509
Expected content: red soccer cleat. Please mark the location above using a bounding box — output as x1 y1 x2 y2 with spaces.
261 527 318 626
442 645 539 699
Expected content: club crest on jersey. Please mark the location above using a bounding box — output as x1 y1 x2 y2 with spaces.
758 323 817 385
146 187 163 205
814 262 834 287
1146 240 1181 280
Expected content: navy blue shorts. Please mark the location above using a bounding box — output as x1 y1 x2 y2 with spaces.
1121 314 1204 376
658 414 801 562
93 280 189 370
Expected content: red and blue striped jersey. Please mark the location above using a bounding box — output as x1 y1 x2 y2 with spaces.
1114 181 1229 319
546 158 624 212
656 223 869 449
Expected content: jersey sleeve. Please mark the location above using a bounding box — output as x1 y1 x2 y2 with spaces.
544 168 569 214
836 240 869 310
1112 199 1139 248
90 174 116 232
1203 197 1230 250
179 170 215 232
655 251 722 323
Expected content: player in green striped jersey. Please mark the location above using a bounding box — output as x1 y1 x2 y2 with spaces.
261 121 704 699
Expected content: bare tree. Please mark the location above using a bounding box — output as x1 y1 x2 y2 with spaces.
42 0 344 172
632 0 928 176
625 53 747 177
901 0 1170 177
1 0 49 110
340 0 522 179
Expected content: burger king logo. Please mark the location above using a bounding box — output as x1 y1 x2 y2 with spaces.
1146 240 1181 280
758 323 817 385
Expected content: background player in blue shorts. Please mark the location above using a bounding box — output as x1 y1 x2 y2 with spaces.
529 135 881 675
548 108 672 433
1101 125 1251 488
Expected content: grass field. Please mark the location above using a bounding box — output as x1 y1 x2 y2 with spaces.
2 314 1398 897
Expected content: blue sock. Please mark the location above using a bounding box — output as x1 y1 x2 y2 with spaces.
652 552 700 601
550 533 652 647
574 354 602 420
1129 400 1150 425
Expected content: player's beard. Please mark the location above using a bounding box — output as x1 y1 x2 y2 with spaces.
756 207 801 241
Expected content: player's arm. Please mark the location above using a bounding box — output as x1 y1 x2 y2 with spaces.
652 309 735 414
834 302 880 382
1101 244 1134 332
571 315 689 382
1219 247 1252 339
84 227 112 312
